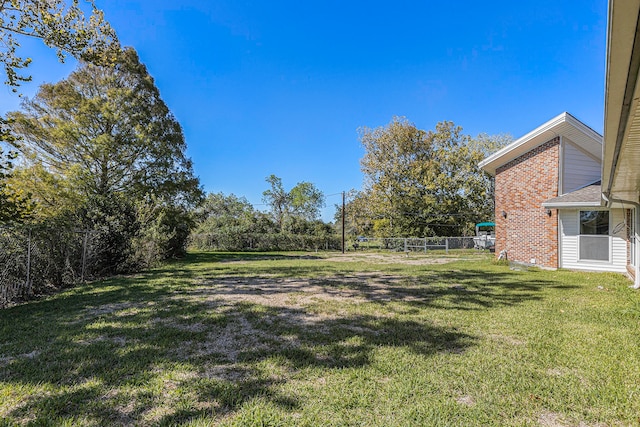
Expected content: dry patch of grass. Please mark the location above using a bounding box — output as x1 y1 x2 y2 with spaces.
324 252 467 265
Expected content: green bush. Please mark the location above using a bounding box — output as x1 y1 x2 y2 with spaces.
134 203 194 265
0 220 83 307
76 194 140 275
189 231 341 251
0 194 199 307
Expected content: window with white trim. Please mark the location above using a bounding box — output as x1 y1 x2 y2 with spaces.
579 210 609 261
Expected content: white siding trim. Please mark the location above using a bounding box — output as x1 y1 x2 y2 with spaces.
558 135 564 197
559 208 627 273
558 208 563 269
562 139 602 195
636 206 640 288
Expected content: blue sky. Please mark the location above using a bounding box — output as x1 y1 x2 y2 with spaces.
0 1 607 220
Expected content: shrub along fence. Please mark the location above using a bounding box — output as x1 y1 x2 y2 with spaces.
0 222 168 308
0 225 96 308
189 232 342 252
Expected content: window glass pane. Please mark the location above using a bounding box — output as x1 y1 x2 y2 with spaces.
579 235 609 261
580 211 609 235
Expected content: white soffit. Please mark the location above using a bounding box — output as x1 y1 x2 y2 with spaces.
610 100 640 200
603 0 640 202
479 112 602 176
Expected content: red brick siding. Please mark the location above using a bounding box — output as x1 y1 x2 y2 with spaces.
494 137 559 268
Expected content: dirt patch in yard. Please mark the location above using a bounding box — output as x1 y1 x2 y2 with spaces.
217 252 474 266
177 272 425 315
456 395 476 407
324 252 465 265
537 411 610 427
0 350 40 367
45 258 474 420
159 267 464 376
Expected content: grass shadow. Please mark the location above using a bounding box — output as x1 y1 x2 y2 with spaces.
0 252 586 425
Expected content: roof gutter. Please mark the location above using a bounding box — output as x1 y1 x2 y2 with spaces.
541 202 602 209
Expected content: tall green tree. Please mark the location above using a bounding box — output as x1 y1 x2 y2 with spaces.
195 192 258 233
334 189 372 237
289 181 325 221
469 132 513 157
262 175 325 232
262 175 289 231
0 0 119 90
359 116 507 237
6 47 202 216
468 132 512 219
0 150 31 222
0 0 119 221
4 48 201 267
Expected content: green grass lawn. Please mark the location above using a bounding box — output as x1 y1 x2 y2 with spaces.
1 251 639 426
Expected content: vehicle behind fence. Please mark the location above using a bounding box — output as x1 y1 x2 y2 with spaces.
0 226 96 308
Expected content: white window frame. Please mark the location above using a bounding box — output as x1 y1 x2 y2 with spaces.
630 208 636 267
577 210 611 263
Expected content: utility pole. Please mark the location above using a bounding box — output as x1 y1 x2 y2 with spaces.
342 191 345 254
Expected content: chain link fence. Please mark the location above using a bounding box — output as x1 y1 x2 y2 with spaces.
350 236 480 253
3 229 488 307
191 233 484 254
0 226 95 308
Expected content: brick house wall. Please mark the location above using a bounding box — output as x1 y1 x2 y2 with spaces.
494 137 559 268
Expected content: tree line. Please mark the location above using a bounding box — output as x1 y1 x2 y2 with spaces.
190 176 337 251
193 119 509 250
341 117 509 238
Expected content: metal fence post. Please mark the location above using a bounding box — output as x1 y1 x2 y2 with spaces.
26 228 31 295
445 237 449 254
81 230 88 282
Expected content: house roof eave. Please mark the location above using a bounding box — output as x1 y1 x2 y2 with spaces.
541 201 604 209
603 0 640 202
479 112 603 176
